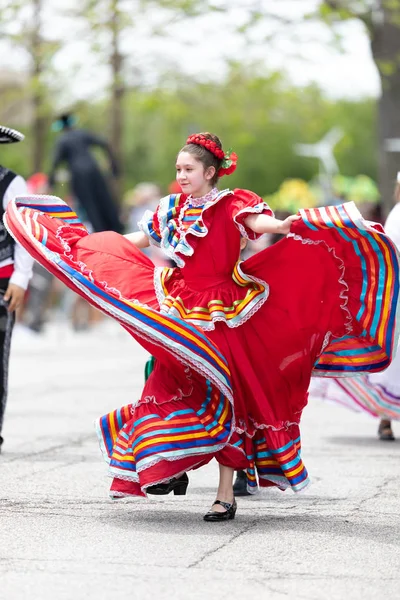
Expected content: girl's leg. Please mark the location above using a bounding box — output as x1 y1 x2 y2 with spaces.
211 464 235 512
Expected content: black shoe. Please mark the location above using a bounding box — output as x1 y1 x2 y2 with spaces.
233 470 250 496
203 499 237 522
146 473 189 496
378 421 395 441
0 436 3 454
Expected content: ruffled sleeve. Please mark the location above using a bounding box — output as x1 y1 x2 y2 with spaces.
227 189 274 240
138 194 187 249
138 208 162 247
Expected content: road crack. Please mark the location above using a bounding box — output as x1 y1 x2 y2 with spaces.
188 520 258 568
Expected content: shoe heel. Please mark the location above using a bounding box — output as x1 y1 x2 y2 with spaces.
173 483 188 496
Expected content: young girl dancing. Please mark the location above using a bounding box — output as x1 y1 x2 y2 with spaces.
5 132 399 521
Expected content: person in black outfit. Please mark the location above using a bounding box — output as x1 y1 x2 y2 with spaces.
0 125 34 453
49 113 123 233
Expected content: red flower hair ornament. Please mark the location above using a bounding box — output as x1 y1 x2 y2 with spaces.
186 134 238 178
218 150 238 177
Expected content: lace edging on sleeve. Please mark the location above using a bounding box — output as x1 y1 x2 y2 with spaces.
231 189 274 240
138 209 162 247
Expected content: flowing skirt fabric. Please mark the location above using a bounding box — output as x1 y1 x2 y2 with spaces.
5 197 400 496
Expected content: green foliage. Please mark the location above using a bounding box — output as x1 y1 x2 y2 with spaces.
115 67 377 197
2 67 377 192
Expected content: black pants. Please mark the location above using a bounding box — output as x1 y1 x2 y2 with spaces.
71 166 123 233
0 278 15 440
23 263 53 332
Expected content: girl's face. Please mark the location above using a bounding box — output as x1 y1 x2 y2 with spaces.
176 151 215 197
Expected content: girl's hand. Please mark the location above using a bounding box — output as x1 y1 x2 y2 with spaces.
278 214 301 235
4 283 26 313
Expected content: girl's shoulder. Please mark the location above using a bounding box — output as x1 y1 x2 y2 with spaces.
230 188 264 203
224 189 266 214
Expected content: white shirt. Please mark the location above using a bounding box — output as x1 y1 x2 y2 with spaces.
384 203 400 253
3 175 34 289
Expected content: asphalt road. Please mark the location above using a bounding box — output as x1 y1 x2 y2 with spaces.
1 320 399 600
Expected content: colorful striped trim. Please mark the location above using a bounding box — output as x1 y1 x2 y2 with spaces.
141 190 233 267
138 209 162 246
296 202 400 377
96 383 233 484
138 194 183 247
333 375 400 420
244 432 309 493
256 435 309 492
154 260 269 330
180 206 203 229
12 195 84 225
4 195 234 411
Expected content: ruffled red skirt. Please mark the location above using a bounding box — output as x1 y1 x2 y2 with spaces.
5 197 399 496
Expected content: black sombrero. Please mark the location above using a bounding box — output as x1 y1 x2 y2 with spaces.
0 126 25 144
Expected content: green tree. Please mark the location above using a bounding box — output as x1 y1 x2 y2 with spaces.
70 0 219 199
117 66 376 196
235 1 400 214
317 1 400 215
0 0 61 172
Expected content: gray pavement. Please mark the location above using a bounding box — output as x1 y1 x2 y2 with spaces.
1 319 400 600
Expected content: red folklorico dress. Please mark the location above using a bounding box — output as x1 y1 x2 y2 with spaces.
5 187 400 496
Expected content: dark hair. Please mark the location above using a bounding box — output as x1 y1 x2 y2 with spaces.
180 132 223 187
52 113 75 132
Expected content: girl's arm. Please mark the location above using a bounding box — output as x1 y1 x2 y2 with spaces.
124 231 150 248
244 213 300 236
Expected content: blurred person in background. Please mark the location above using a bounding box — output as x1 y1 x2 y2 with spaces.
0 125 34 453
122 182 160 233
49 112 123 234
49 113 124 331
22 172 54 334
22 173 95 333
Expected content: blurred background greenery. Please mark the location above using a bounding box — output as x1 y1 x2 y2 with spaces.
1 1 400 215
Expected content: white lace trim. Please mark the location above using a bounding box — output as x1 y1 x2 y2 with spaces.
108 461 205 497
7 204 235 427
153 261 270 331
158 189 233 267
153 266 166 309
55 225 125 299
107 451 224 486
257 474 311 493
233 202 274 239
138 209 161 247
186 187 218 207
137 365 194 406
320 330 333 355
234 416 301 437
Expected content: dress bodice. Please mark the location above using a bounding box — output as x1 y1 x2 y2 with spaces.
139 188 271 267
139 188 274 330
176 193 238 285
